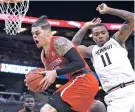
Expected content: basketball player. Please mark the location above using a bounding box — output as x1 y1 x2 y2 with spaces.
31 15 99 112
72 3 135 112
18 94 35 112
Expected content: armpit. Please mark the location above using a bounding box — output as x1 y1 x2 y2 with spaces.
54 37 74 56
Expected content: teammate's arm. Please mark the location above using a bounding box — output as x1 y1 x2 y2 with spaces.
97 3 134 47
54 37 85 76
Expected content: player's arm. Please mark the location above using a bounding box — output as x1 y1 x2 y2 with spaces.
72 26 88 45
97 3 134 47
72 18 102 45
54 37 85 76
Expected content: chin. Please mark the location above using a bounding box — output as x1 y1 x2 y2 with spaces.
37 46 42 48
98 42 105 47
36 44 41 48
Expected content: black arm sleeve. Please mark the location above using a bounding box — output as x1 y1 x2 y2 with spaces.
56 48 85 76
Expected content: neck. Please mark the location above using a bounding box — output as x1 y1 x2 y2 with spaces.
24 108 34 112
98 38 110 47
43 35 52 50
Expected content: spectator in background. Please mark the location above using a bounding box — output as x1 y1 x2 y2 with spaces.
20 92 26 101
18 94 35 112
0 84 6 92
8 94 16 102
0 94 7 103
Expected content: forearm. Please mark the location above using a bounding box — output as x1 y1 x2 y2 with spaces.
107 7 134 21
56 48 85 76
56 60 85 76
72 27 88 45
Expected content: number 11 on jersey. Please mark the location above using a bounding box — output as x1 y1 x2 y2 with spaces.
101 52 112 67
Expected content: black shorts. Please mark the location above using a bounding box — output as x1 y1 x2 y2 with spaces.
47 92 77 112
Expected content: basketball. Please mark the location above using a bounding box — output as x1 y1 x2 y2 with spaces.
25 68 45 92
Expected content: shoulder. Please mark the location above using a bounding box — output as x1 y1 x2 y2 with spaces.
77 45 93 58
110 37 126 48
54 37 73 46
88 45 95 51
54 37 74 56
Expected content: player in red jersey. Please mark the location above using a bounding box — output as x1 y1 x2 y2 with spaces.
31 15 99 112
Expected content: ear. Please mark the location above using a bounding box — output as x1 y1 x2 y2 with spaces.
92 37 96 42
46 28 51 33
23 102 25 107
48 30 51 35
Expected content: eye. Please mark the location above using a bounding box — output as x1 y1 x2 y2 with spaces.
102 31 106 34
94 33 99 36
35 32 40 35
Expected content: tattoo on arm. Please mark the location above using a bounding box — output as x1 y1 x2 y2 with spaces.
119 21 129 35
54 37 74 56
110 8 134 43
107 8 134 21
72 28 87 45
113 19 134 43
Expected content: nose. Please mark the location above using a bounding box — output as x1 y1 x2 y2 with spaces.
98 34 103 39
33 34 36 39
99 36 103 39
28 103 34 105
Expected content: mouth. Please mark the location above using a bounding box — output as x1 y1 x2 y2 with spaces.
35 40 39 44
99 39 104 43
28 105 34 109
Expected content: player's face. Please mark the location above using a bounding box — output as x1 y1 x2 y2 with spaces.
92 26 109 47
24 98 35 111
31 26 50 48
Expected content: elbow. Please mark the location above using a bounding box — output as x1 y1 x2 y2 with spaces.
72 40 80 46
129 13 134 23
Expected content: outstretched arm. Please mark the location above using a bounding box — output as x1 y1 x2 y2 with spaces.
72 27 88 45
97 3 134 46
72 18 102 45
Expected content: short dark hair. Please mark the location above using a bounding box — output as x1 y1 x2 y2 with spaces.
23 94 34 101
91 23 108 34
32 15 51 30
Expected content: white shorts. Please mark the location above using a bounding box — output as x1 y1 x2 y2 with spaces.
104 84 135 112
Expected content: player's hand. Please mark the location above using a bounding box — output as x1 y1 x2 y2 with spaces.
83 18 102 29
39 70 57 91
24 78 30 90
96 3 110 14
38 71 46 76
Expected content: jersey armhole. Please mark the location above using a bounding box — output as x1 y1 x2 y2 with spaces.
111 36 126 49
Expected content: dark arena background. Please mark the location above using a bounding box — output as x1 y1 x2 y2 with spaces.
0 1 134 112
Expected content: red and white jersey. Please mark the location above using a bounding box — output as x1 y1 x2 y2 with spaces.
18 109 24 112
92 38 135 92
41 36 90 79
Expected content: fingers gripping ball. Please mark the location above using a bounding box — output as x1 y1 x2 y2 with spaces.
25 68 45 92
